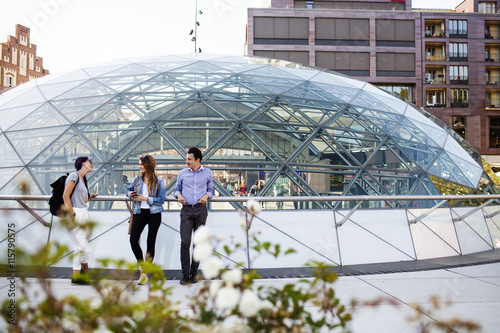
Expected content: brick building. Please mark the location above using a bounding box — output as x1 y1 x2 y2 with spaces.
0 24 49 92
246 0 500 164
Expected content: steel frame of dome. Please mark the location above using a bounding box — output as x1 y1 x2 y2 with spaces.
0 54 490 210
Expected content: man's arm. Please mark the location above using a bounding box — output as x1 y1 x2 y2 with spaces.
173 171 185 204
198 170 214 204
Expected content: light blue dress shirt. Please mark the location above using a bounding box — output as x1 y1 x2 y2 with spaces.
173 165 214 205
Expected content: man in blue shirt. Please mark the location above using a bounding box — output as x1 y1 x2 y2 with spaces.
173 147 214 285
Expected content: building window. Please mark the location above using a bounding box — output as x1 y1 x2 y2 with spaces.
376 53 415 77
254 51 309 65
315 18 369 46
377 85 414 103
449 20 467 37
426 90 446 107
449 66 468 84
7 76 13 87
254 17 309 45
449 43 468 61
479 2 496 13
316 52 369 76
450 89 469 108
490 117 500 148
376 20 415 47
452 116 466 140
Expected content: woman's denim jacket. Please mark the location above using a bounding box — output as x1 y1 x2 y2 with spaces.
126 176 166 214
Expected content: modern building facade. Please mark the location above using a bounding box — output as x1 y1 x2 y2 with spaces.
0 24 49 92
247 0 500 165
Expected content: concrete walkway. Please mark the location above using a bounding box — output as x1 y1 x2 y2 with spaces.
2 262 500 332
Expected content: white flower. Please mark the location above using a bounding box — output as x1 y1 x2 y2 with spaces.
193 241 213 261
222 268 243 285
209 280 222 298
217 233 225 241
260 300 274 310
201 256 223 279
246 199 261 215
239 217 246 227
215 286 240 309
239 290 261 317
193 225 211 245
90 298 102 309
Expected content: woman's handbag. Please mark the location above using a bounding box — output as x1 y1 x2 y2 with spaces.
128 178 138 235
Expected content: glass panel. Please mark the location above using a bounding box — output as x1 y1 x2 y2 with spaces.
391 137 441 171
446 152 482 188
428 152 474 188
0 168 43 195
350 91 401 114
77 96 148 123
362 84 409 113
0 103 45 131
38 79 89 100
0 134 24 167
163 121 236 154
203 74 275 97
51 96 115 123
30 127 100 166
95 64 159 78
96 74 159 93
452 207 493 249
408 208 460 259
244 74 305 94
52 80 117 100
444 136 477 164
37 68 91 85
8 103 70 130
396 117 446 147
310 71 365 89
6 127 66 164
356 108 401 133
0 167 23 190
208 127 281 163
250 99 315 125
0 87 46 109
483 206 500 249
337 209 415 265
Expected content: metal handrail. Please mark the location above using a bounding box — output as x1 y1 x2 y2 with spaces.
2 194 500 202
3 194 500 228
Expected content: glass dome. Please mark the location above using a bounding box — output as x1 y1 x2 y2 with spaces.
0 54 490 209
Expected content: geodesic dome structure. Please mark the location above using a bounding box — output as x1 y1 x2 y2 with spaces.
0 54 488 209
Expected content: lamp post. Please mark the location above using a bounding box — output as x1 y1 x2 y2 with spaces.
191 0 202 54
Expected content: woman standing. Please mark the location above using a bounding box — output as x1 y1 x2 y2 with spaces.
127 155 166 285
62 156 97 285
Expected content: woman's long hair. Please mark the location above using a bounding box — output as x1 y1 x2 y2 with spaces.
140 155 159 195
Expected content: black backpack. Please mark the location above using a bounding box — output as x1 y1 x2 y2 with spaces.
48 173 88 217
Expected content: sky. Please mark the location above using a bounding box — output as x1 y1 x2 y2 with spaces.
0 0 464 74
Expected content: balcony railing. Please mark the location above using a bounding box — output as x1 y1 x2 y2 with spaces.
486 76 500 85
450 101 469 108
425 53 446 61
425 30 445 38
485 33 500 39
486 98 500 108
425 77 446 84
485 53 500 62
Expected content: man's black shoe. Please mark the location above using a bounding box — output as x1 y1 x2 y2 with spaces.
180 276 190 285
190 274 199 284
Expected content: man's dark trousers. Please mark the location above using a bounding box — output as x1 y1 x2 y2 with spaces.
180 205 208 278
